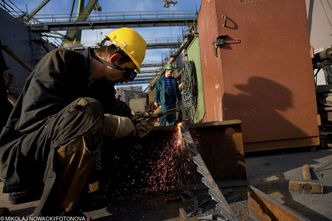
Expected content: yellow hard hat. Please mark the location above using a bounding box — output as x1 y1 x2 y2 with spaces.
106 27 146 72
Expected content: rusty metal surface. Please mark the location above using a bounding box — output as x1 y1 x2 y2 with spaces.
186 120 246 181
180 123 235 220
198 0 319 151
248 185 311 221
99 120 246 198
197 0 223 122
82 121 246 219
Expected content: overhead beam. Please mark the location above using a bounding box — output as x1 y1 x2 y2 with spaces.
87 42 180 49
116 79 151 86
87 41 180 49
28 11 197 32
141 63 162 68
147 42 180 49
139 70 158 74
30 19 196 32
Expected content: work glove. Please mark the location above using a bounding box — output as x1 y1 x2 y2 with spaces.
132 112 156 138
103 114 136 139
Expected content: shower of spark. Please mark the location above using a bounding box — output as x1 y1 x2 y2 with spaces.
146 123 196 192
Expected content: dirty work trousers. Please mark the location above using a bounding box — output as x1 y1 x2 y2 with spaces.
28 97 104 215
159 105 176 126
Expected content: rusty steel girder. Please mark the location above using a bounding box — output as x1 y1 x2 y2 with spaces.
248 186 310 221
102 120 246 193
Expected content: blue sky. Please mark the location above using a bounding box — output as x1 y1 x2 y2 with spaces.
10 0 201 89
11 0 201 64
12 0 201 14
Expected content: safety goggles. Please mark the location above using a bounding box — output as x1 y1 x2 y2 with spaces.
94 54 137 81
106 62 137 81
122 68 137 81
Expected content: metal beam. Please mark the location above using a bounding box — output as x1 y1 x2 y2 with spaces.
139 70 158 74
28 11 197 32
132 77 153 81
141 63 162 68
86 42 179 49
64 0 99 42
249 185 310 221
87 41 179 49
24 0 51 21
30 19 196 32
147 42 180 49
116 79 151 86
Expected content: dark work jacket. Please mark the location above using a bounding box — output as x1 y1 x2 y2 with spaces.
0 48 117 192
154 76 181 109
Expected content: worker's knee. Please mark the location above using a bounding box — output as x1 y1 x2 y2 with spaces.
68 97 104 129
73 97 103 117
66 97 104 127
50 97 104 145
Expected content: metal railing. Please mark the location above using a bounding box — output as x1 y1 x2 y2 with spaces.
81 37 181 49
31 10 197 23
27 10 197 31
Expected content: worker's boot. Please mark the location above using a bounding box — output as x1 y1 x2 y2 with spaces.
8 189 42 204
33 135 101 216
55 136 100 213
8 191 28 204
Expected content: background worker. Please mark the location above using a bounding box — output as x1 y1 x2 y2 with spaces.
154 63 182 126
0 27 151 216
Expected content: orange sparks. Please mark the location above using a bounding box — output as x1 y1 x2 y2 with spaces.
146 124 196 192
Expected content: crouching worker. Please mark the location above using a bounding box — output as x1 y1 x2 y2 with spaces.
0 27 149 216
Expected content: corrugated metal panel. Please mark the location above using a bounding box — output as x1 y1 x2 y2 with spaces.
0 9 55 96
186 36 205 123
0 8 32 95
198 0 320 151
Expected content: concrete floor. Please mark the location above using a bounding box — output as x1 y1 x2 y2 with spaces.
246 148 332 221
0 148 331 220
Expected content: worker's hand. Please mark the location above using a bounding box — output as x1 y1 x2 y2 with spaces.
154 101 159 108
154 106 162 115
103 114 136 139
132 111 157 138
134 117 156 138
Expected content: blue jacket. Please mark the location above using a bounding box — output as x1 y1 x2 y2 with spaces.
154 76 181 108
